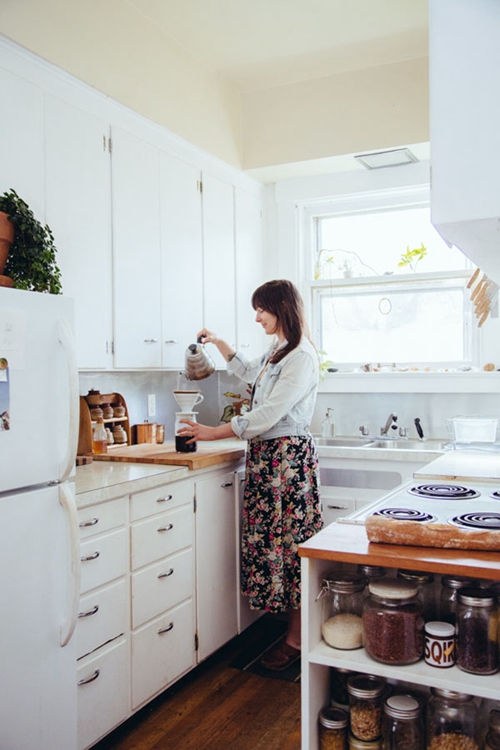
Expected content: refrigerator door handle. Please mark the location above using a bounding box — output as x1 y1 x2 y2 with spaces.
57 318 79 483
59 483 81 647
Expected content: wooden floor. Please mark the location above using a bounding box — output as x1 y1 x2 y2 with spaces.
93 617 301 750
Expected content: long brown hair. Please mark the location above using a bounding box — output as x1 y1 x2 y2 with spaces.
251 279 309 364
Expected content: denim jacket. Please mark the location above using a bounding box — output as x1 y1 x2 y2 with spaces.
227 337 319 441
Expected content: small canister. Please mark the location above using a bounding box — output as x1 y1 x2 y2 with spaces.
381 694 424 750
424 621 455 668
156 424 165 444
347 674 385 742
320 571 366 650
319 706 348 750
456 587 499 675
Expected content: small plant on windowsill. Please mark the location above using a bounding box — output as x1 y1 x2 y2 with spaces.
319 350 336 379
398 242 428 272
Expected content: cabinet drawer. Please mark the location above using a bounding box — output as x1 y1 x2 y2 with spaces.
77 637 129 750
131 599 195 709
131 505 193 570
77 578 128 659
130 480 193 521
131 548 193 629
80 527 128 594
78 497 126 540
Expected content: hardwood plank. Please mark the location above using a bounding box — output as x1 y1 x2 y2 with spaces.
92 442 245 470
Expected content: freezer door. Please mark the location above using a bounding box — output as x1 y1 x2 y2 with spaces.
0 287 79 491
0 483 77 750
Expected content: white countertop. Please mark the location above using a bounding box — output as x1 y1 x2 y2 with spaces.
414 448 500 483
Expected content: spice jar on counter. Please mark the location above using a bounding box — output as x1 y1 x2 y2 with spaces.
397 569 438 621
439 576 475 627
381 694 424 750
362 578 424 665
485 710 500 750
319 706 349 750
425 688 479 750
320 571 366 650
456 587 499 675
347 674 385 742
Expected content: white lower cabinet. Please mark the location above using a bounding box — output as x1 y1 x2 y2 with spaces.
77 578 128 659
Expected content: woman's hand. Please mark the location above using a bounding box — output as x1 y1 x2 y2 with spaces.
197 327 236 362
177 419 217 443
197 328 218 345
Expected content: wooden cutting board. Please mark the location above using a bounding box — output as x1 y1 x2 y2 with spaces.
92 442 245 470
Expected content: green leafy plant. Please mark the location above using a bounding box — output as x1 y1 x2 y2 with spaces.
398 242 427 272
319 350 335 380
0 189 62 293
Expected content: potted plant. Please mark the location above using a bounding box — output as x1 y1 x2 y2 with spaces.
0 189 62 294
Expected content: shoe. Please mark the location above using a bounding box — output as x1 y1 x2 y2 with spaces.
260 637 301 671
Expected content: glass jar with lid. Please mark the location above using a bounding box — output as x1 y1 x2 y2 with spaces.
381 694 424 750
330 668 355 708
362 578 424 665
348 735 382 750
319 706 348 750
397 569 438 621
426 688 479 750
357 565 387 582
439 576 475 626
320 571 366 650
456 587 499 675
347 674 385 742
486 710 500 750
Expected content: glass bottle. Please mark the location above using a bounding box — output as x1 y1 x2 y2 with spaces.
456 587 499 675
486 710 500 750
439 576 475 627
426 688 479 750
319 706 348 750
381 694 424 750
397 569 437 621
347 674 385 742
362 578 424 665
320 571 366 650
92 417 107 454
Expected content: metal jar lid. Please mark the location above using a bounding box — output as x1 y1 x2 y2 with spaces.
357 564 386 579
348 734 382 749
442 576 475 589
319 706 349 729
347 674 385 699
368 578 418 600
430 688 473 702
383 694 421 720
397 568 434 583
458 587 495 607
323 571 366 594
425 621 455 638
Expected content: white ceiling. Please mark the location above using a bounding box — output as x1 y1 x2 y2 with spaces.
127 0 428 93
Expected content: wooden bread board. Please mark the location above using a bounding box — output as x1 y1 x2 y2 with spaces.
92 442 245 470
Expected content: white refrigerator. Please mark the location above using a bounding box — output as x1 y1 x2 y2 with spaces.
0 286 80 750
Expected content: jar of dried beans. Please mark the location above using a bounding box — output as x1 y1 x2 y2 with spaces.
362 578 424 665
347 674 385 742
320 571 366 650
439 576 475 627
381 694 424 750
319 706 348 750
425 688 479 750
456 587 499 675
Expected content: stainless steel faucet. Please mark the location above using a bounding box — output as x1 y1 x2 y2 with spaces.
381 412 398 436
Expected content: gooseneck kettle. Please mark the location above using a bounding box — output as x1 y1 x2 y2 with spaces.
184 337 215 381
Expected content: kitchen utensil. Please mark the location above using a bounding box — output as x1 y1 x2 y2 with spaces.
184 337 215 381
135 421 157 444
173 389 204 411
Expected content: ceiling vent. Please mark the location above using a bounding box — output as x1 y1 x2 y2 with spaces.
354 148 419 170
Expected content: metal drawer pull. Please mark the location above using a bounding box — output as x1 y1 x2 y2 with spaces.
79 517 98 528
78 669 100 686
158 622 174 635
157 495 173 503
157 524 173 532
164 340 178 344
221 482 233 488
143 338 158 343
158 568 174 579
78 604 99 618
80 550 100 561
327 504 348 510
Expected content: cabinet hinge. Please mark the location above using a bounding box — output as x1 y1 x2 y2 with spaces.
193 494 197 513
195 633 199 651
111 340 115 355
102 135 107 152
108 136 113 154
197 180 203 194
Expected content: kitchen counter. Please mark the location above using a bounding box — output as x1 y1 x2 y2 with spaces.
414 447 500 483
316 442 445 463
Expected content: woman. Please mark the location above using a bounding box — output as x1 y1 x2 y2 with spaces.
178 279 323 670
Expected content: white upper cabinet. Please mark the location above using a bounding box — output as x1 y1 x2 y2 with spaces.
44 95 113 369
160 154 203 369
201 172 236 369
111 127 162 368
430 0 500 285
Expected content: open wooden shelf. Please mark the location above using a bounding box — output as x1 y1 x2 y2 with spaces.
77 392 131 456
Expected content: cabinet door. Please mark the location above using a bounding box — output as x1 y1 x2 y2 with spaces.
236 469 263 633
44 95 113 369
111 127 162 367
234 187 267 359
195 470 238 661
201 172 236 369
160 154 203 368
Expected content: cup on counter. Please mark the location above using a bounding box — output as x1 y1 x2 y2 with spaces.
156 424 165 444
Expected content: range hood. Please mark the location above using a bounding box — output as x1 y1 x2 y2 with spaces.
429 0 500 286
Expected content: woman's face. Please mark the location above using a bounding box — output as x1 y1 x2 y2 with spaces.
255 307 280 336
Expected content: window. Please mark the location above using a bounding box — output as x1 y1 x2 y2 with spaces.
303 188 476 369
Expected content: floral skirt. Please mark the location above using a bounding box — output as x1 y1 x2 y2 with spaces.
241 434 323 614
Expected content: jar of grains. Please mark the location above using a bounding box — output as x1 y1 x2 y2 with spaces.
456 587 499 675
397 569 438 621
362 578 424 665
426 688 479 750
319 706 349 750
347 674 385 741
485 710 500 750
348 734 382 750
320 571 366 650
439 576 475 627
381 694 424 750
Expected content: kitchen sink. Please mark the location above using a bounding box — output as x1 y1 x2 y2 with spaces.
314 437 377 447
368 439 447 451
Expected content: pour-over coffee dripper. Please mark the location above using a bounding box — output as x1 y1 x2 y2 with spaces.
172 390 204 412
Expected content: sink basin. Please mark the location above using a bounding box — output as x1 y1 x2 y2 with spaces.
368 439 446 451
314 437 376 447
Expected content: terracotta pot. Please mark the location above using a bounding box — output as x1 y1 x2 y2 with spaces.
0 211 15 275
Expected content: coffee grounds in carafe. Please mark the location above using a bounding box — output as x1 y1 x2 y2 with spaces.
175 435 197 453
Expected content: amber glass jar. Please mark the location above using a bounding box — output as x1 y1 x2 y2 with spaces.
319 706 348 750
425 688 479 750
362 579 424 665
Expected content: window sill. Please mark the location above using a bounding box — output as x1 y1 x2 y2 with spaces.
318 371 500 394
